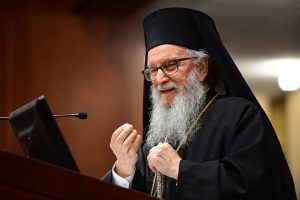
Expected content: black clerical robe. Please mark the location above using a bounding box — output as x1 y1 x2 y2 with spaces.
102 93 296 200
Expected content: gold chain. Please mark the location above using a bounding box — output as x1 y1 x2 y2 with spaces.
150 94 218 197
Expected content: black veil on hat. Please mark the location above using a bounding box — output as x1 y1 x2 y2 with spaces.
142 7 296 199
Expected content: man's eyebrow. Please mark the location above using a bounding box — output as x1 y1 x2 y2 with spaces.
148 57 178 67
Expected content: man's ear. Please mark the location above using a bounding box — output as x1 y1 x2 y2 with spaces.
198 57 208 82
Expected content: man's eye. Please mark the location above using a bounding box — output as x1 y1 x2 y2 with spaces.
166 60 177 66
149 68 158 73
164 61 178 71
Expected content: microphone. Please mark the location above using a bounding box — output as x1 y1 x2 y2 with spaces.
53 112 88 119
0 112 88 120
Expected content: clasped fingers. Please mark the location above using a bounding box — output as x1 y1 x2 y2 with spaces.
147 143 181 180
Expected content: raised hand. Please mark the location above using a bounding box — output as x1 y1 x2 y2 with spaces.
110 123 142 178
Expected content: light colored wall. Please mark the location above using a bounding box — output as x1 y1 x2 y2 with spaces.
270 96 286 151
257 93 299 196
256 95 271 117
286 90 300 197
256 95 286 150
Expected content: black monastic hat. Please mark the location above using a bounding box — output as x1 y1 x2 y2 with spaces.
142 7 259 129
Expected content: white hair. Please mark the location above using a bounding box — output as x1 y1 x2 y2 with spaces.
186 49 209 66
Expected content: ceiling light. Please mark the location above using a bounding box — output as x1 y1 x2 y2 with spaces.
276 59 300 91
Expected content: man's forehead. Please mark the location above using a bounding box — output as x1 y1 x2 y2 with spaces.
147 44 189 64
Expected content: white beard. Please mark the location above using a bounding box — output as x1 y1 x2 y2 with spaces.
146 68 207 149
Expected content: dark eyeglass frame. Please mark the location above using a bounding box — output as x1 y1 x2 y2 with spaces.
141 57 198 81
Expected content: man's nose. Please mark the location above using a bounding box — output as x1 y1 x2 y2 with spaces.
155 68 169 84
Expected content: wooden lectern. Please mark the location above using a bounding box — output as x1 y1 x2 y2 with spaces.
0 150 156 200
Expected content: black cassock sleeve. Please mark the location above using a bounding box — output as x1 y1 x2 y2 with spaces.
176 98 271 200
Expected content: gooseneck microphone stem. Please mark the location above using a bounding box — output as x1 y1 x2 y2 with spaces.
53 114 78 118
0 112 87 120
53 112 87 119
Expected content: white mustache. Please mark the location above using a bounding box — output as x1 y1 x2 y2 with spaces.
157 81 180 91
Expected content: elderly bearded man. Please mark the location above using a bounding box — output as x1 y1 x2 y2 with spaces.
102 7 296 200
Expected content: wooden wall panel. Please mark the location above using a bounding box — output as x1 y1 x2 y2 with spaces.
0 0 145 178
0 1 33 155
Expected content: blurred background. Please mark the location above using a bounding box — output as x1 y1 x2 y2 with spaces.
0 0 299 197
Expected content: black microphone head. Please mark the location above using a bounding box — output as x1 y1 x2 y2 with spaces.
78 112 87 119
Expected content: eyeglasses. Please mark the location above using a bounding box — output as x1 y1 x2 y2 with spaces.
141 57 198 81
